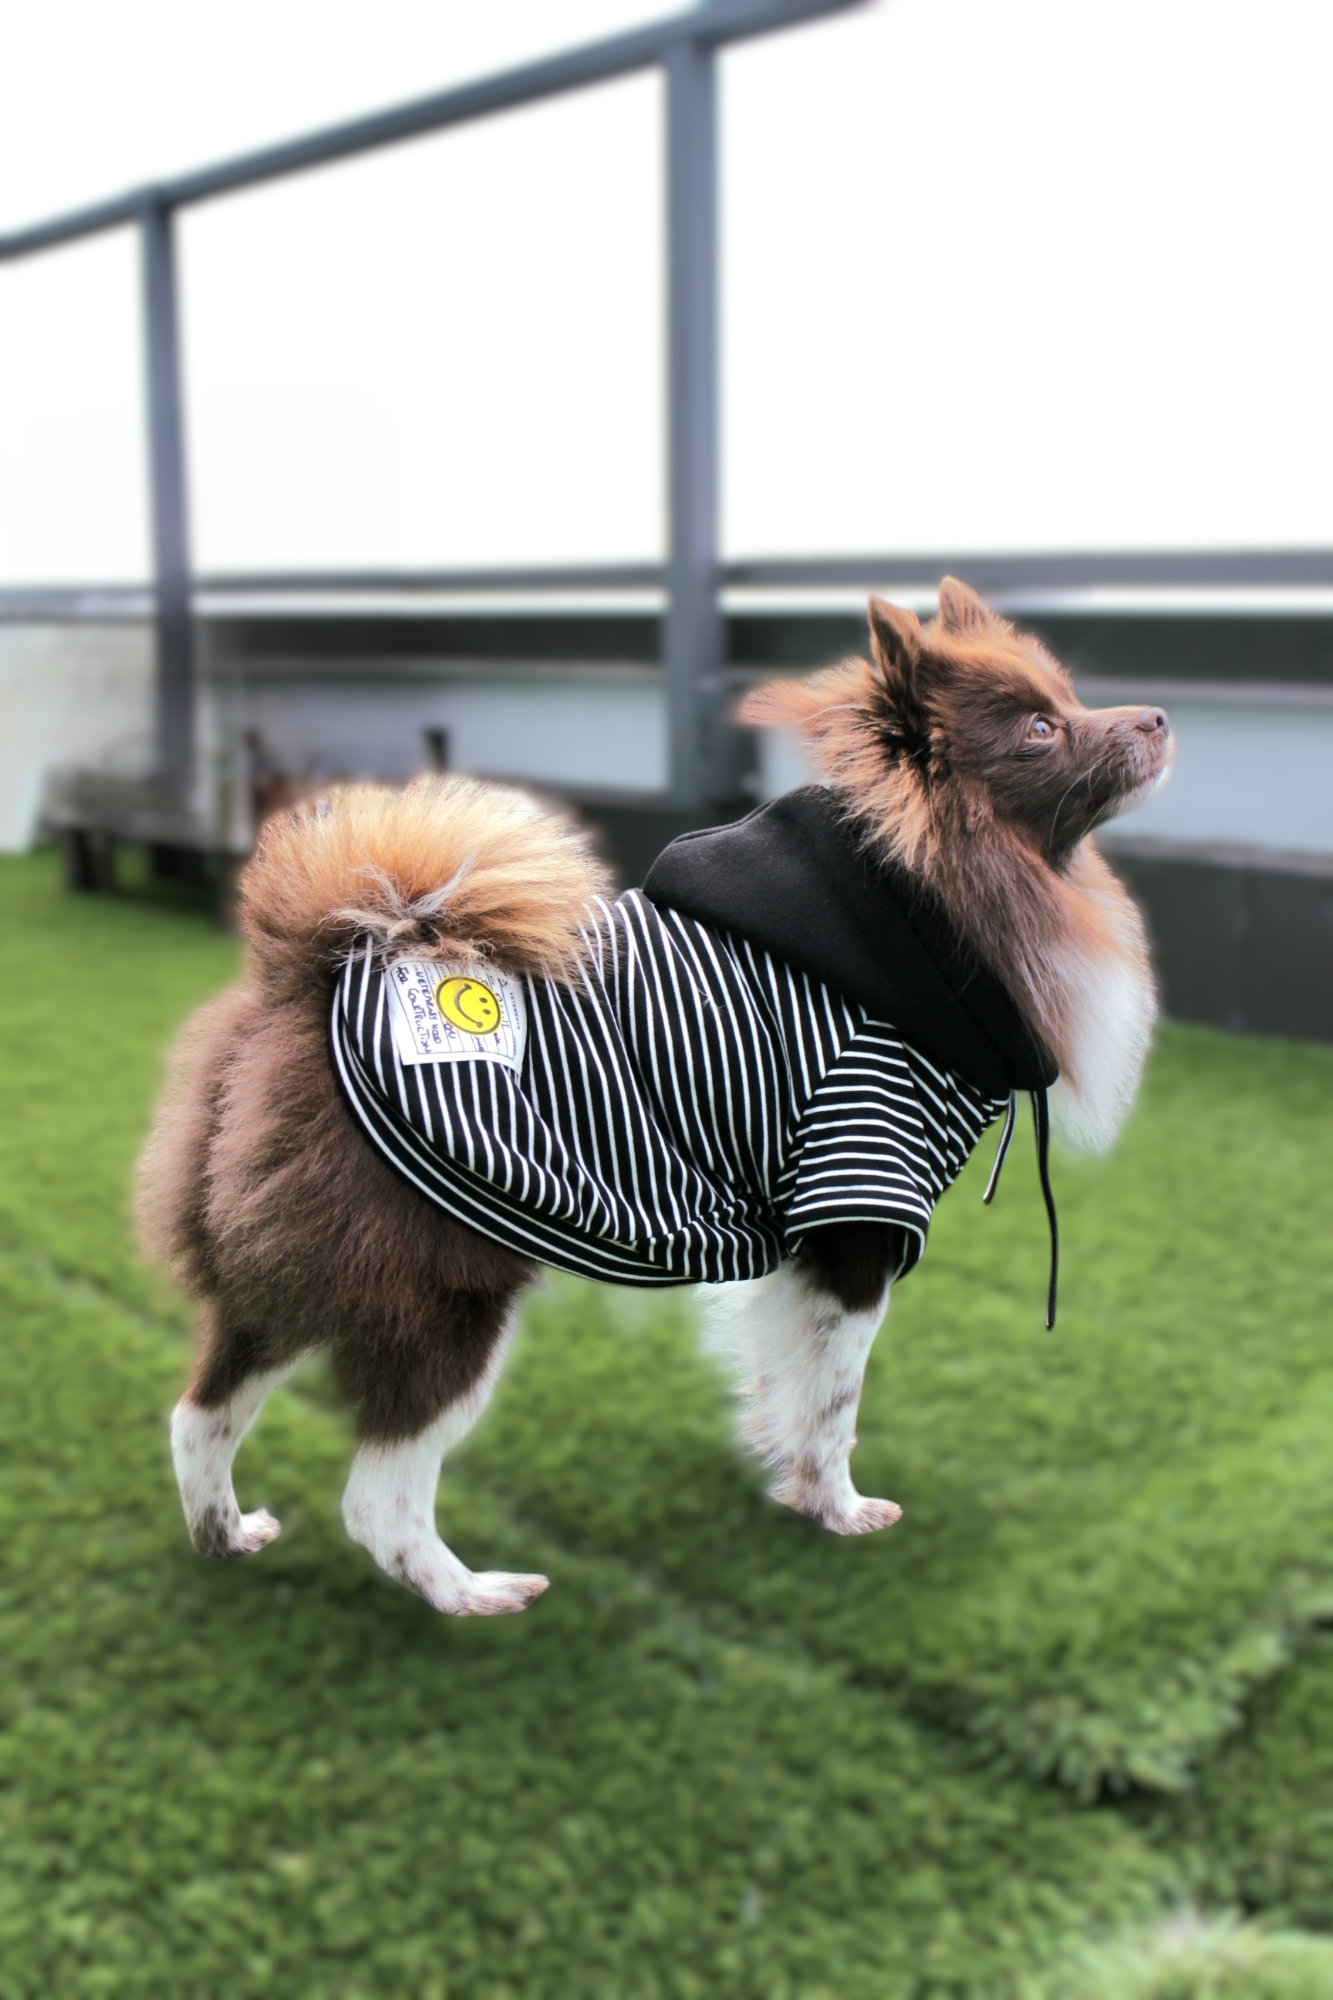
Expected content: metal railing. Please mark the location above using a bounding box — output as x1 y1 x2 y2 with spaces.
0 0 865 812
6 545 1333 638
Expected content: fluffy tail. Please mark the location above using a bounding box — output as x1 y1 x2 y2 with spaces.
237 774 611 996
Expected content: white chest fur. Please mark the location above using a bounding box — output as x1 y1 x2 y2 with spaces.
1047 942 1156 1153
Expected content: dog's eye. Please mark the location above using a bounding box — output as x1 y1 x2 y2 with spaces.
1027 716 1056 740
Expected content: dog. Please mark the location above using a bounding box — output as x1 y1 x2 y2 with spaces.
137 580 1172 1616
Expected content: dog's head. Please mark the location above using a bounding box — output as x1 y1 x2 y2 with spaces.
741 578 1172 872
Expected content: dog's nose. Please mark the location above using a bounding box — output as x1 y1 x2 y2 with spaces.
1134 707 1168 734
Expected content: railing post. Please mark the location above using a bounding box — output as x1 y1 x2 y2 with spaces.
140 198 195 805
664 34 726 811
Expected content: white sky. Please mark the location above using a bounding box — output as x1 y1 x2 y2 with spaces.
0 0 1330 584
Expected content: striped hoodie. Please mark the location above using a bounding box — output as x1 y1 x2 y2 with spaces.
330 789 1057 1295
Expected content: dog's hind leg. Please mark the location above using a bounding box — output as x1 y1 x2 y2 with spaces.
337 1289 547 1617
702 1223 904 1535
171 1313 302 1558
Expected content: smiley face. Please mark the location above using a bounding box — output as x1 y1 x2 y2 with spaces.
435 976 502 1036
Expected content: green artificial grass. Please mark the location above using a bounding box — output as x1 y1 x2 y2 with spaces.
1060 1914 1333 2000
1137 1637 1333 1933
1 845 1332 1997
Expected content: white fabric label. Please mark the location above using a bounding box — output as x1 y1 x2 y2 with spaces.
385 959 528 1072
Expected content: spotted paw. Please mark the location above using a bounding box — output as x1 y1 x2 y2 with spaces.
455 1571 551 1617
773 1476 901 1535
191 1504 282 1558
234 1507 283 1552
823 1495 902 1536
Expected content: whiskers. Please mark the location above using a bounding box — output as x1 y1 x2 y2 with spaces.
1047 730 1142 854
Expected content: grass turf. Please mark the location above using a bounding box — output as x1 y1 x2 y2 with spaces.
0 845 1331 1996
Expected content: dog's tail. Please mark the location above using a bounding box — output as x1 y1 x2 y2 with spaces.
237 774 612 995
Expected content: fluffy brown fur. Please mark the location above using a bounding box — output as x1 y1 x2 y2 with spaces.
137 774 608 1447
241 773 613 1002
137 975 531 1440
739 578 1172 1144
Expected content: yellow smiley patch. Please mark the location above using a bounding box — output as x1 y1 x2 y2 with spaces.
435 975 502 1036
386 958 527 1070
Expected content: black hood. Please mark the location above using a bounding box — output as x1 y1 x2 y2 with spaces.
643 787 1057 1099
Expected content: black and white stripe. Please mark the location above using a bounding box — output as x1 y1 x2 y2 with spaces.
330 890 1007 1288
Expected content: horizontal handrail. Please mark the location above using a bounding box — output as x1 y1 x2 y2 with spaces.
5 549 1333 613
198 565 669 595
729 551 1333 590
0 0 857 258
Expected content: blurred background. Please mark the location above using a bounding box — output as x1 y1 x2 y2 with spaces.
3 0 1331 1034
3 7 1333 1997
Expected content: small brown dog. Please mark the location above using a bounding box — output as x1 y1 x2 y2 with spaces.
138 582 1172 1615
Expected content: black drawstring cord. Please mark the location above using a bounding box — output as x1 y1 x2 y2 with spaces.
981 1087 1059 1329
1033 1086 1059 1330
982 1092 1017 1205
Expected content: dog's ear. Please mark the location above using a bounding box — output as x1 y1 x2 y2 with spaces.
936 576 999 637
867 598 923 700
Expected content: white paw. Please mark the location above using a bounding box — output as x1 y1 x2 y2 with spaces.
381 1535 550 1616
771 1473 901 1536
454 1571 551 1617
235 1507 283 1552
821 1494 902 1536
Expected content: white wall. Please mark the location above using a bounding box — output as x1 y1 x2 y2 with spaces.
0 628 668 858
225 666 666 794
0 624 153 852
6 625 1332 864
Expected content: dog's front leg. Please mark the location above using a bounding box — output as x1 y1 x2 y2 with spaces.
702 1231 901 1535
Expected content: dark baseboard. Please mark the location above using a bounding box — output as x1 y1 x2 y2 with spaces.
1101 839 1333 1042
